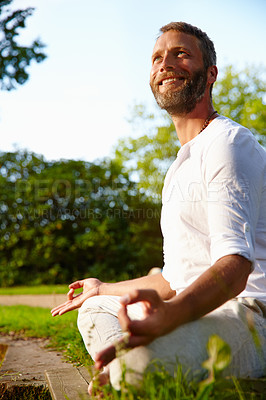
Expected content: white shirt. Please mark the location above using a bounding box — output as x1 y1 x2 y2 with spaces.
161 116 266 299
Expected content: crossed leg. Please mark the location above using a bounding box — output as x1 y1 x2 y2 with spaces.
77 295 144 393
78 295 266 392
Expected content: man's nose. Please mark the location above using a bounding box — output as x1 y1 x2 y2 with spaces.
159 54 175 72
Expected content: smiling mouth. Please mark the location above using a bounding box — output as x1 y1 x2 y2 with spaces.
159 76 185 86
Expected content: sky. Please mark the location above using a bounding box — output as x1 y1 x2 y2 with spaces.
1 0 266 162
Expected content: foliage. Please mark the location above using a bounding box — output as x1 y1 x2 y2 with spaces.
213 65 266 145
202 335 231 381
1 65 265 286
91 335 263 399
0 0 46 90
0 150 162 286
197 335 232 398
114 65 266 200
114 105 178 203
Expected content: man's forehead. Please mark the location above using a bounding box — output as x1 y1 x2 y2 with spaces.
152 30 200 54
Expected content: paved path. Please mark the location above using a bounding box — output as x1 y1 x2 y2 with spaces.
0 335 71 388
0 294 67 309
0 294 88 395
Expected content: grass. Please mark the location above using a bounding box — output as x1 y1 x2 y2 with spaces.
0 285 70 295
0 384 51 400
0 291 265 399
90 364 266 400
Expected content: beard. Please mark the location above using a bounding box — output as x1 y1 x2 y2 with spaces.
150 67 208 116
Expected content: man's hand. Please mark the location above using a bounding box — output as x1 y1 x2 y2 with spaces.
93 255 251 369
51 278 102 316
94 289 171 370
50 272 173 317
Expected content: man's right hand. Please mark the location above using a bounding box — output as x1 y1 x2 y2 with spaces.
51 278 102 316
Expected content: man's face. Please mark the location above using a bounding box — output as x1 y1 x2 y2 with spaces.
150 30 208 115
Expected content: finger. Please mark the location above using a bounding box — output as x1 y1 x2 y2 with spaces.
53 302 78 316
118 305 162 338
51 305 67 316
126 334 153 348
51 293 83 316
120 289 160 307
94 334 131 369
51 293 81 313
118 304 132 332
51 286 77 313
51 303 71 316
94 334 152 369
94 344 116 370
142 300 155 316
69 280 84 289
51 300 71 315
57 304 76 315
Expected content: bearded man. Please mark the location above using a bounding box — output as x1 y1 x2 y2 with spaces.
52 22 266 393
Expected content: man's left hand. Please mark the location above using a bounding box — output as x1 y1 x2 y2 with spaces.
94 289 170 369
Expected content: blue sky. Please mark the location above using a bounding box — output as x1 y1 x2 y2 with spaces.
1 0 266 161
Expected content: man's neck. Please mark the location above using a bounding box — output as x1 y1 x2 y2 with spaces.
171 101 216 146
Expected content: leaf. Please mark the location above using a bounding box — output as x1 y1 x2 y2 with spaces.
202 334 231 379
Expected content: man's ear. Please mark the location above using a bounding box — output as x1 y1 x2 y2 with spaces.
207 65 218 84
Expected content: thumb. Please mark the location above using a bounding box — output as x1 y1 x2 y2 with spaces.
118 304 132 332
67 288 74 300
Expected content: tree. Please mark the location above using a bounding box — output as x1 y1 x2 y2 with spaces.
114 65 266 200
114 105 178 203
0 150 162 286
0 0 46 90
213 65 266 145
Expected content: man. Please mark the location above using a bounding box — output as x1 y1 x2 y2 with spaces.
52 22 266 392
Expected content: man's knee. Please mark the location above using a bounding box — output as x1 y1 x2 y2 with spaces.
78 295 119 330
77 297 97 334
77 295 123 360
79 295 108 313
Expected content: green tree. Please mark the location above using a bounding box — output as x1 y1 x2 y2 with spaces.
0 0 46 90
114 65 266 200
213 65 266 145
115 105 178 203
0 150 162 286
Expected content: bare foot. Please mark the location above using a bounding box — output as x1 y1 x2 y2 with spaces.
88 367 110 397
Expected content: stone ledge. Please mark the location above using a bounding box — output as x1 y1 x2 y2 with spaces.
45 366 91 400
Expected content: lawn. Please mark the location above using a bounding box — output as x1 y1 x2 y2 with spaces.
0 285 69 295
0 286 265 399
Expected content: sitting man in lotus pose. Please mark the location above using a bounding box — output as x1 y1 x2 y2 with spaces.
52 22 266 393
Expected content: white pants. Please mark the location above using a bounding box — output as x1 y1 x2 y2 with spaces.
78 295 266 390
